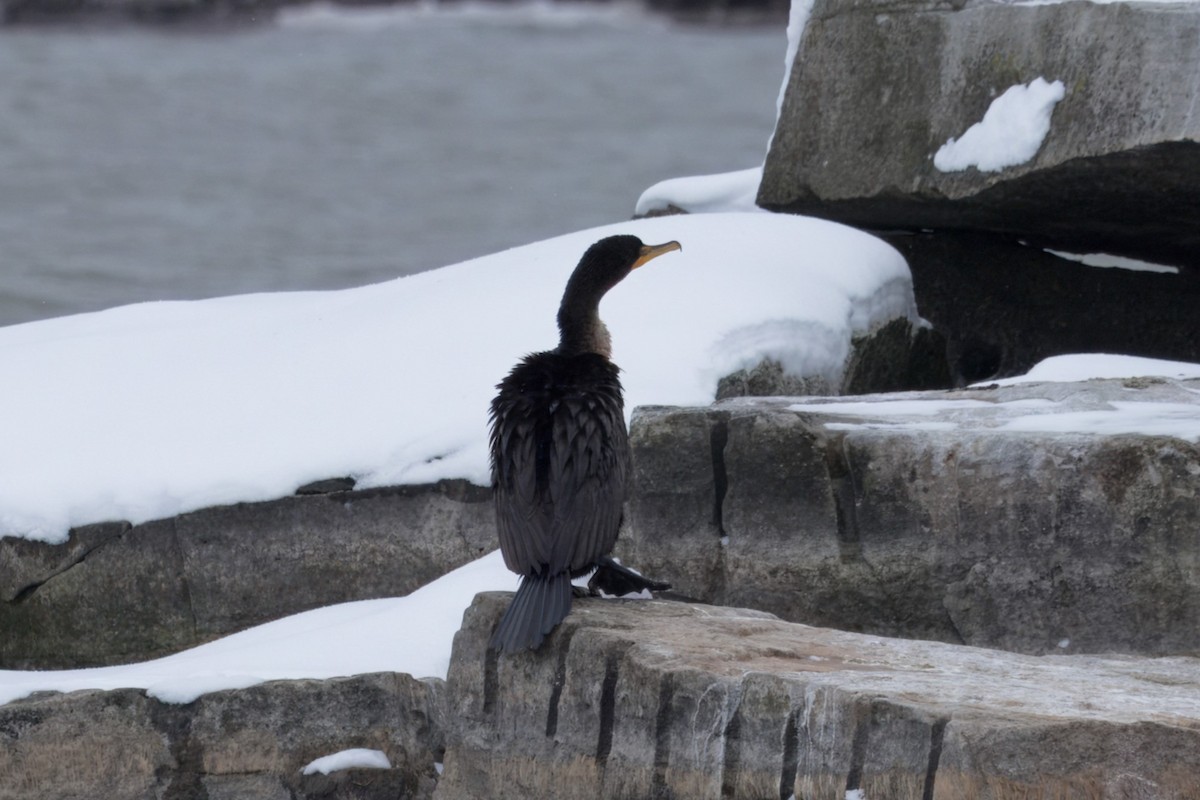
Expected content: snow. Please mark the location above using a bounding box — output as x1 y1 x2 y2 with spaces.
934 78 1066 173
0 212 915 544
302 748 391 775
810 400 1200 442
983 353 1200 386
999 401 1200 440
790 354 1200 442
1044 249 1180 275
635 167 765 216
791 398 993 416
823 420 958 432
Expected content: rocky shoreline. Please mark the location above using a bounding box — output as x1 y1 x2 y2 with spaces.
5 379 1199 798
4 0 1200 795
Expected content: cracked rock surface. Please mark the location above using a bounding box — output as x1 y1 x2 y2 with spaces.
620 377 1200 656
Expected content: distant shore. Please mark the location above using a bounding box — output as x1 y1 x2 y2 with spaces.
0 0 790 27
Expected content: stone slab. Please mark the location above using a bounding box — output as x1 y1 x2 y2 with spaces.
620 377 1200 656
439 593 1200 799
759 0 1200 269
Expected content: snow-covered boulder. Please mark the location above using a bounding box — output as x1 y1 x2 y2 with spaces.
1 212 943 668
758 0 1200 271
620 375 1200 656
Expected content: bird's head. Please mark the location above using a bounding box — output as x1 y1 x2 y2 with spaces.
557 235 682 356
570 235 682 296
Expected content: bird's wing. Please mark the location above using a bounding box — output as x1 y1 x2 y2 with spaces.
491 388 554 575
546 384 628 573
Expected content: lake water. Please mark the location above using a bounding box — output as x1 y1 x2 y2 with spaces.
0 3 785 327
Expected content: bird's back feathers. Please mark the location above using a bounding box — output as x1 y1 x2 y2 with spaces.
489 351 628 579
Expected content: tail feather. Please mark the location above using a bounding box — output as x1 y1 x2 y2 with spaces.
490 572 574 653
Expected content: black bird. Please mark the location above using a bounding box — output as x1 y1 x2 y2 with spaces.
488 234 681 653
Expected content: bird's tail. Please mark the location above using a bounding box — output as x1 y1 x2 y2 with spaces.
489 571 573 653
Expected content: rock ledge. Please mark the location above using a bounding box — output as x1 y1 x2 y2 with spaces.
440 593 1200 799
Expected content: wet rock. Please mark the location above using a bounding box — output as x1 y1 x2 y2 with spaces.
759 0 1200 271
0 672 442 800
438 592 1200 799
620 377 1200 656
0 480 493 669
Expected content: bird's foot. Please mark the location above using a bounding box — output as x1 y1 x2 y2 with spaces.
587 555 671 598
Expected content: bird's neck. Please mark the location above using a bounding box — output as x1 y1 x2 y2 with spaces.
557 307 612 359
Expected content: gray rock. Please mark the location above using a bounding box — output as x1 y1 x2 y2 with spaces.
0 672 442 800
759 0 1200 270
438 592 1200 799
0 688 171 800
620 377 1200 655
0 480 493 669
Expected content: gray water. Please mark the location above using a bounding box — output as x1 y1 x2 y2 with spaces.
0 5 785 327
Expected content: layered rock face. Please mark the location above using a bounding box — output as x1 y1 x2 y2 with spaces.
0 480 493 669
620 378 1200 656
759 0 1200 382
437 593 1200 800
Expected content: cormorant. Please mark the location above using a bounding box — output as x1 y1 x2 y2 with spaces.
488 234 681 653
